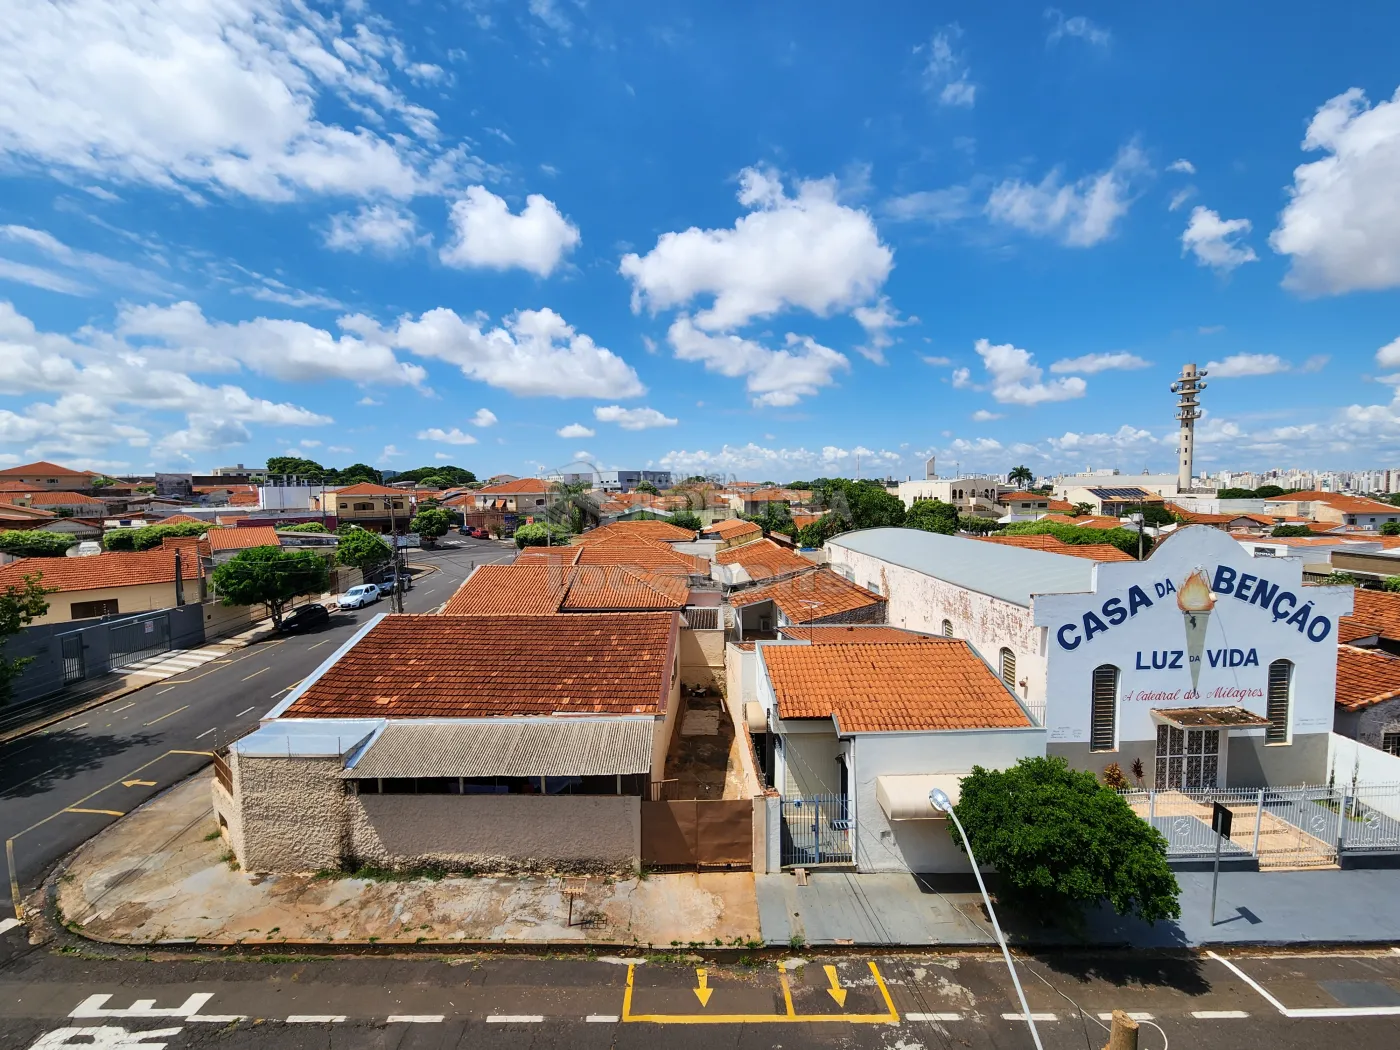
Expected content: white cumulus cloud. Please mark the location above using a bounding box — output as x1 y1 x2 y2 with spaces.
325 204 424 254
471 408 498 427
667 316 849 408
1049 352 1150 374
1045 9 1111 47
1204 353 1290 377
973 338 1087 405
417 427 477 445
1182 206 1258 271
1270 85 1400 294
986 144 1148 247
556 423 594 439
440 186 580 277
971 409 1003 422
594 405 679 430
1167 159 1196 175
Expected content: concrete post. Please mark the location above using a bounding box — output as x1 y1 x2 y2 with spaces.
1102 1010 1138 1050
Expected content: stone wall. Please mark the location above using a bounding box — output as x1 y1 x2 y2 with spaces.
232 753 348 873
345 793 641 873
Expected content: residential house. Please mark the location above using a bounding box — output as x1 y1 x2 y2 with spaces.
997 491 1052 522
581 520 697 544
0 461 101 491
751 637 1044 873
729 567 886 637
1264 491 1400 529
205 525 284 563
826 525 1350 788
472 478 553 513
1339 589 1400 655
213 613 683 874
700 518 762 549
331 482 415 533
739 487 810 516
896 479 1008 519
1333 645 1400 755
10 491 109 517
1057 486 1166 517
712 538 814 588
0 548 203 623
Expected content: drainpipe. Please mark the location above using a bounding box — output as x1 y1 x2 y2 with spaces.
174 548 184 606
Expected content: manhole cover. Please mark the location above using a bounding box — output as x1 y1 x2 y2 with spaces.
1319 980 1400 1008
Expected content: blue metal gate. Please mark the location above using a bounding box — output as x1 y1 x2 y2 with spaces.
780 794 852 866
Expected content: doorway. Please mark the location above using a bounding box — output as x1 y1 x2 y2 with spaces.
1154 724 1220 790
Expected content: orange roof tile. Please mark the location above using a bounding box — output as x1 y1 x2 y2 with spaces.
206 525 282 551
791 512 827 531
514 546 583 566
282 613 677 718
999 491 1051 503
442 563 571 615
1335 645 1400 711
0 480 44 492
333 482 406 497
1341 590 1400 643
975 533 1134 562
715 538 814 581
581 520 696 543
24 491 105 506
0 549 200 593
560 565 691 610
762 641 1031 732
476 478 553 495
703 518 763 540
729 568 884 623
0 504 56 521
157 513 208 525
0 460 95 477
778 625 936 644
571 537 709 575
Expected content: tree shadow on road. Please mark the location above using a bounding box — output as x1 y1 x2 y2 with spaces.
1024 949 1212 996
0 730 159 798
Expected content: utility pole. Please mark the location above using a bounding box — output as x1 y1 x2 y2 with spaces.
387 494 405 614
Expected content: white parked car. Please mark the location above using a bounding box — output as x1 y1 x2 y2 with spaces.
337 584 381 609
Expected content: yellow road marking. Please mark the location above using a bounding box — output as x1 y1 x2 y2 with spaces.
143 705 188 727
824 964 847 1007
64 808 124 817
693 968 712 1007
170 749 214 757
621 961 899 1024
121 779 156 788
241 667 269 682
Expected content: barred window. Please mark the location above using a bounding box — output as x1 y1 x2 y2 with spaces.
999 648 1016 689
1266 659 1292 744
1090 665 1118 752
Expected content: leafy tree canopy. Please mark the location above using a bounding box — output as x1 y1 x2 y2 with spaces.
806 478 905 531
393 465 477 486
0 573 51 700
746 502 795 537
634 480 660 495
905 498 958 535
1070 502 1095 517
1381 521 1400 536
266 455 326 479
0 531 78 558
515 522 571 548
954 756 1181 925
1001 520 1153 558
102 521 210 552
279 522 329 533
335 527 393 570
211 547 330 627
958 515 1004 535
409 506 452 541
1007 465 1035 487
796 512 846 548
1134 504 1176 527
1271 524 1314 538
786 481 813 490
1320 571 1357 586
1383 576 1400 593
669 510 703 533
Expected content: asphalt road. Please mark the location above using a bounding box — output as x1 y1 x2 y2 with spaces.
3 938 1400 1048
0 538 516 918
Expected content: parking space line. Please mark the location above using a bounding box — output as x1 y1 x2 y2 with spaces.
1098 1012 1153 1020
143 705 188 726
487 1015 543 1023
1003 1012 1057 1021
1192 1010 1250 1019
387 1015 444 1023
189 1014 247 1023
236 707 255 717
586 1014 619 1022
1208 951 1400 1018
906 1012 962 1021
286 1015 345 1023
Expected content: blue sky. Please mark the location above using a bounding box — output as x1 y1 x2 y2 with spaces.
2 1 1399 482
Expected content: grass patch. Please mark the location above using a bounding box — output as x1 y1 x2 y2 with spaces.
219 850 241 871
203 829 222 842
347 863 455 882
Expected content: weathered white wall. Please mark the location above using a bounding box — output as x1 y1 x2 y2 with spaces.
850 728 1046 873
1033 527 1349 786
679 627 725 691
828 545 1046 721
346 794 641 873
776 722 844 797
232 753 347 873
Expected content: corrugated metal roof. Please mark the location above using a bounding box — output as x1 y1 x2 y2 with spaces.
341 718 656 778
829 528 1095 607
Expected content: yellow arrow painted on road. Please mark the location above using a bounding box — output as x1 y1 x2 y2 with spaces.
121 779 156 788
693 968 712 1007
824 965 847 1007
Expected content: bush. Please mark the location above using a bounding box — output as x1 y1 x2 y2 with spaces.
0 531 78 558
1271 524 1313 538
102 521 210 552
957 515 1004 535
954 756 1180 925
1001 520 1152 558
279 522 329 533
1381 522 1400 536
514 522 571 548
796 513 847 548
668 511 703 533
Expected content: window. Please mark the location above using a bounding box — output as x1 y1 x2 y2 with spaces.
941 619 953 637
339 502 348 510
1266 659 1293 743
1383 733 1400 757
999 647 1016 690
1090 665 1118 752
353 502 374 511
71 598 119 619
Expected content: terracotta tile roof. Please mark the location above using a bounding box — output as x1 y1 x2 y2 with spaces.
0 480 44 492
999 491 1051 503
282 613 677 718
476 478 553 495
1038 514 1127 530
442 564 571 615
1340 589 1400 643
24 491 106 506
581 520 696 543
514 546 583 566
158 513 208 525
0 504 56 521
571 538 709 575
778 625 937 644
729 568 884 623
702 518 763 541
1163 503 1235 525
1047 499 1074 512
791 512 826 531
0 549 201 593
206 525 283 551
0 460 94 477
333 482 405 497
228 491 261 507
762 641 1031 732
560 566 691 610
975 533 1134 562
746 487 808 503
1335 645 1400 711
715 538 814 580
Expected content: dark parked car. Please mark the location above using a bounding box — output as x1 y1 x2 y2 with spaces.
280 603 331 633
458 525 471 536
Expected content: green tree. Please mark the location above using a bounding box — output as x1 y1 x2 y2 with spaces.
1134 504 1176 527
797 512 847 548
279 522 329 533
335 528 393 572
958 515 1003 535
514 522 571 548
635 480 660 495
0 574 51 701
332 462 382 485
1253 485 1287 498
0 531 78 558
409 506 452 546
747 502 795 537
1383 576 1400 593
1320 571 1358 586
669 510 703 533
1271 524 1314 537
954 756 1181 926
847 482 906 529
1070 502 1095 518
1381 522 1400 536
905 499 959 535
211 547 331 629
546 481 600 534
266 456 325 478
102 521 211 552
1215 487 1254 500
1008 465 1034 488
1001 520 1153 558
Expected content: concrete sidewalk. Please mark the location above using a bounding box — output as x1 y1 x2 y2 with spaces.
55 771 761 948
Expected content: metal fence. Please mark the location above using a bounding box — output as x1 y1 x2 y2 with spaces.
1120 782 1400 868
105 610 172 672
780 793 852 866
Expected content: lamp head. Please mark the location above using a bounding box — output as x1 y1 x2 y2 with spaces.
928 788 953 813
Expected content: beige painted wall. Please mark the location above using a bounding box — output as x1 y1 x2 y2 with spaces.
346 794 640 873
651 673 683 785
27 581 185 625
678 627 725 691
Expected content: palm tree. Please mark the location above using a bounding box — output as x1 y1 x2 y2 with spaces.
1070 502 1095 518
1008 465 1034 488
547 480 600 534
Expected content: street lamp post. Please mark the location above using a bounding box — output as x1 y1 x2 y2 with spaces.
1129 510 1145 560
929 788 1044 1050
